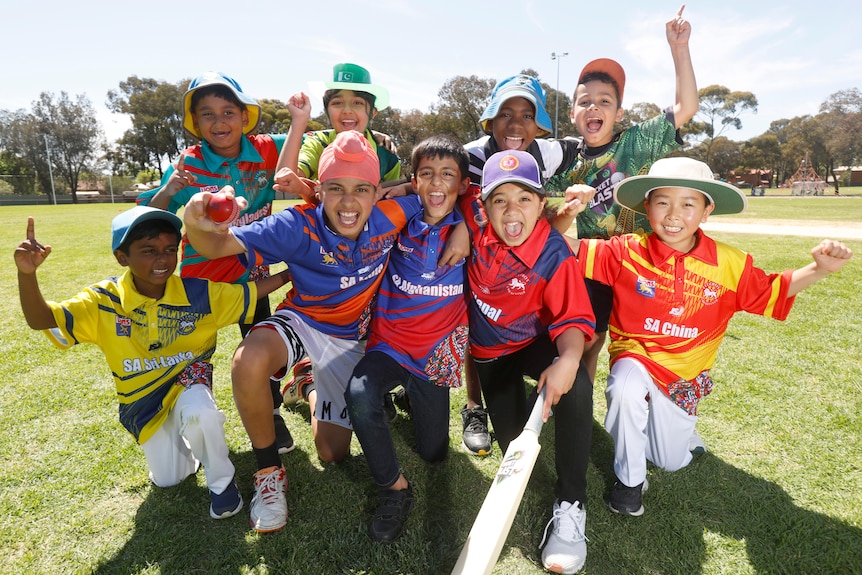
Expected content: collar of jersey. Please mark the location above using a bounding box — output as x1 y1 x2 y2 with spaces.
117 270 192 312
201 136 264 173
646 229 718 266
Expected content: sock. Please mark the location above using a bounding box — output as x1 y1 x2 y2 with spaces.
253 441 282 471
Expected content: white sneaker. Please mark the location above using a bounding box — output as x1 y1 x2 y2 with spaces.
249 466 288 532
540 500 588 574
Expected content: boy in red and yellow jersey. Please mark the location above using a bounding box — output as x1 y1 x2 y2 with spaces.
575 157 852 517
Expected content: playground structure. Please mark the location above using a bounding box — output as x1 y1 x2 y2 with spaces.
788 152 826 196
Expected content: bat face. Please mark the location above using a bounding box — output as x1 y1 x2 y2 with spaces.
451 389 546 575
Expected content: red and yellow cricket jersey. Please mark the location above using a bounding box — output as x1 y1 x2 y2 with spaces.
578 231 796 395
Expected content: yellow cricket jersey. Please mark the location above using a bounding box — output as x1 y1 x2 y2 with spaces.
44 270 257 444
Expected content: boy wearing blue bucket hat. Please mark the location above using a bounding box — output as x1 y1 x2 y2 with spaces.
459 73 583 457
138 71 311 454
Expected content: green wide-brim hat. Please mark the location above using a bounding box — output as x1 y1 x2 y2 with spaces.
614 157 748 216
308 62 390 110
182 71 261 139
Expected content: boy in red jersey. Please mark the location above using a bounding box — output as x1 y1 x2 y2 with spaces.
574 157 852 517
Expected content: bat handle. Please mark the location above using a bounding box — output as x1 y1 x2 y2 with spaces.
524 387 547 436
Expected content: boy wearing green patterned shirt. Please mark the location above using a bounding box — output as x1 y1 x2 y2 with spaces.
549 5 698 384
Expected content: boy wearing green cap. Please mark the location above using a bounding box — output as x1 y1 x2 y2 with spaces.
574 157 853 517
138 71 311 453
15 206 289 520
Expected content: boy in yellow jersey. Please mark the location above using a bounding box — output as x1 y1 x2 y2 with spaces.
15 206 287 520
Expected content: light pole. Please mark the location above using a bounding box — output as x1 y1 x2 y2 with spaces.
551 51 569 139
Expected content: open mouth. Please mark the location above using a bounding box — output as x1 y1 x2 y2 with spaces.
503 136 524 150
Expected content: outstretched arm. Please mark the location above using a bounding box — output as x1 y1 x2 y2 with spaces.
788 239 853 296
15 217 58 330
274 92 312 176
667 4 698 128
183 188 248 259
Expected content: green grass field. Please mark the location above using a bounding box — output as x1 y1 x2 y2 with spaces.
1 203 860 574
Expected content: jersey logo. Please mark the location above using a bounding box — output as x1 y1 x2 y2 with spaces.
177 314 197 336
201 185 219 193
670 306 685 317
702 281 721 306
636 276 656 298
116 317 131 338
320 247 338 266
506 274 528 296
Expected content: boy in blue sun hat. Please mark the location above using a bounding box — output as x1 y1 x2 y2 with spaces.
138 71 311 454
460 73 583 456
15 206 289 521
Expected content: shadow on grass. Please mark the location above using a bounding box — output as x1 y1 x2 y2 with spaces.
91 412 482 575
582 421 862 575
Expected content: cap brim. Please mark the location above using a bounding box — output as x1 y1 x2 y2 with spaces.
479 88 552 137
182 83 261 139
112 209 183 252
614 176 748 215
481 177 545 201
309 80 390 110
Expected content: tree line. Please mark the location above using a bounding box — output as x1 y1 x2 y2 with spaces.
1 69 860 202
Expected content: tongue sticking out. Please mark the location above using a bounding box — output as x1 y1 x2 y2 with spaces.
504 137 523 150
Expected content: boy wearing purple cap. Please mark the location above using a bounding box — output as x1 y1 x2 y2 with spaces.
549 5 698 384
138 71 312 453
15 206 289 521
183 130 444 533
461 150 595 573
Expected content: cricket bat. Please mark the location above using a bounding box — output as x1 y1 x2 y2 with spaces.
451 388 547 575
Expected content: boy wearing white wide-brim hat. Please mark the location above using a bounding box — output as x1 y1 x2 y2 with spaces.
574 157 853 517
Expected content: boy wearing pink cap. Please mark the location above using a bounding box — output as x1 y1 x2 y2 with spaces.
183 130 424 533
549 5 699 386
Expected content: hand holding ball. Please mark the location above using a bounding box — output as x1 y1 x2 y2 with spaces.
207 191 240 224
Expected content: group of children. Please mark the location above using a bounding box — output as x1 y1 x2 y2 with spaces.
15 6 854 574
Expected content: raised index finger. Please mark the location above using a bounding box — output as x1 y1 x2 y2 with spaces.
26 216 36 242
676 4 685 18
176 153 185 173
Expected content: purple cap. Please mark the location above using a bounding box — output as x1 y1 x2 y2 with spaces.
481 151 543 200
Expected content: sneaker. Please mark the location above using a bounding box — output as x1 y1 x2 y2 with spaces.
273 413 295 454
282 357 314 405
209 477 243 519
689 429 707 454
608 478 648 516
383 392 397 423
460 405 492 456
540 500 588 574
392 386 411 414
249 466 288 533
370 485 414 543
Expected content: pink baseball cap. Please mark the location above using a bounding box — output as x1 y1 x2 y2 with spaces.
318 130 380 186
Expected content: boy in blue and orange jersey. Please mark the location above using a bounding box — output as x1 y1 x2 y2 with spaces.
15 206 288 521
345 135 471 543
183 130 465 533
571 157 852 518
138 71 311 453
462 150 595 574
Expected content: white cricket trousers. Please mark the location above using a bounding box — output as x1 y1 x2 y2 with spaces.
140 383 235 495
604 357 696 487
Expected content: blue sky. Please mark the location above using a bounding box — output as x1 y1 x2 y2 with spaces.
2 0 859 144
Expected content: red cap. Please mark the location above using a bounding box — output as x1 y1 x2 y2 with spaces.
578 58 626 104
318 130 380 186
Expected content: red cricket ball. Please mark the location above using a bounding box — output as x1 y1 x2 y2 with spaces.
207 192 240 224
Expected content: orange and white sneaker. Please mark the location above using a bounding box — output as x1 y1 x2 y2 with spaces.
282 357 314 405
249 466 288 533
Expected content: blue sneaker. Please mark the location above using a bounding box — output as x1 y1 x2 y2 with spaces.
209 477 243 519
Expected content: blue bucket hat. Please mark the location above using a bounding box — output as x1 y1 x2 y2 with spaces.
479 75 553 137
481 150 544 201
111 206 183 252
182 72 261 139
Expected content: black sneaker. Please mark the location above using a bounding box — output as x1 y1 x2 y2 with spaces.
392 386 411 414
608 478 647 516
370 485 414 543
461 405 492 456
274 413 295 454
